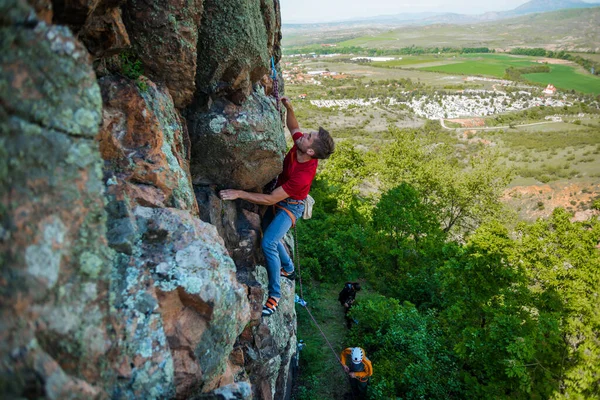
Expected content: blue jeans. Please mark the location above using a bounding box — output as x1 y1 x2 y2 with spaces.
262 200 304 298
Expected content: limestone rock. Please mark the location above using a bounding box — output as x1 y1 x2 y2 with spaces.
123 0 203 108
0 3 114 396
97 75 198 213
194 0 280 105
187 87 286 190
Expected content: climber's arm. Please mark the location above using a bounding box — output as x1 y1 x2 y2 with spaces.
340 348 351 372
281 97 300 134
219 186 289 206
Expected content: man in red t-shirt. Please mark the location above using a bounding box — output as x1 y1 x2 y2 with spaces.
220 97 335 316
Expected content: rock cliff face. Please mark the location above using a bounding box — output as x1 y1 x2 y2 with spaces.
1 0 295 399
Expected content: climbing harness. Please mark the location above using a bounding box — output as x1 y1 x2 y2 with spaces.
271 56 280 111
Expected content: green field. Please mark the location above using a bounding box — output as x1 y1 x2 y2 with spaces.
413 54 600 94
524 64 600 94
570 52 600 63
371 54 454 67
419 54 540 77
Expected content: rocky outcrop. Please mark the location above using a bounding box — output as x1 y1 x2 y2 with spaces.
106 205 251 399
2 0 295 398
194 0 280 106
97 75 197 214
187 88 286 190
194 186 263 268
122 0 203 108
0 3 114 397
53 0 131 59
79 7 130 58
243 268 297 400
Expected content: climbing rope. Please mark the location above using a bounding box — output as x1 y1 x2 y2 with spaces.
292 224 357 400
293 226 339 362
293 225 304 300
271 56 280 111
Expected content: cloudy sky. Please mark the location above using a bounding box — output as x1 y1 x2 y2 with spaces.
281 0 551 23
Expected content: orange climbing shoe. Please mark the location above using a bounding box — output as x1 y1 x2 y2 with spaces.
262 296 279 317
280 268 296 280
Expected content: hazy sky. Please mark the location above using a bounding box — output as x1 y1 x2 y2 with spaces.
281 0 543 23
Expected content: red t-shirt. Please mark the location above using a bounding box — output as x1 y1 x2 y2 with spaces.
276 131 318 200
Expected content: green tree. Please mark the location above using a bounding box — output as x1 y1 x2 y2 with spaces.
349 296 462 399
438 221 560 398
515 209 600 398
372 183 443 249
318 141 368 212
372 128 512 235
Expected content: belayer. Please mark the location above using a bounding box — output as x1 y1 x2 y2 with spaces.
220 96 335 316
341 347 373 399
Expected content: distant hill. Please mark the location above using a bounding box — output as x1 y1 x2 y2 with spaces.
283 1 600 48
283 0 600 29
291 7 600 52
417 0 600 24
509 0 599 15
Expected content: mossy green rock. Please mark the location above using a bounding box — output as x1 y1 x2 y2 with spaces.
194 0 280 104
1 3 115 397
187 87 286 190
0 9 101 137
123 0 203 108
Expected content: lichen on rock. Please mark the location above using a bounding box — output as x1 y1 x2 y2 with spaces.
1 2 115 396
123 0 204 108
97 75 198 213
2 0 296 398
194 0 280 105
187 86 286 190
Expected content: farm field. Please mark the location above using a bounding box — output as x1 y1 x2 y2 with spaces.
295 53 600 95
419 54 537 77
293 59 489 88
415 54 600 94
523 64 600 94
571 52 600 63
370 54 452 67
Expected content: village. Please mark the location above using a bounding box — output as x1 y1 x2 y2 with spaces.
281 57 579 120
309 87 572 119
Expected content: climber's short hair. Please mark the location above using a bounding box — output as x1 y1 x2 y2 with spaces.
312 127 335 159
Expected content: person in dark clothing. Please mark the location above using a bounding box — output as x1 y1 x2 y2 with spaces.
338 282 361 328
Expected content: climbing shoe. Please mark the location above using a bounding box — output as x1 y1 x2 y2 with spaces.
280 268 296 280
262 297 279 317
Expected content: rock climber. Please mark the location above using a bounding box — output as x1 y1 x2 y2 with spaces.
220 96 335 317
341 347 373 399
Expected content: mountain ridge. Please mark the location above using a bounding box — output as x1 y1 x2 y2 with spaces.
283 0 600 27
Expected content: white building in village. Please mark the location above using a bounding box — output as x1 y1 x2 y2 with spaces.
543 84 557 96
